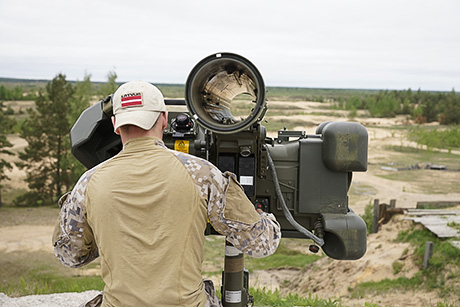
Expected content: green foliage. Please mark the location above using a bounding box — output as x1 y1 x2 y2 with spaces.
392 261 404 275
447 221 460 232
351 225 460 301
10 72 119 207
15 74 76 206
397 228 460 299
348 224 460 303
66 74 92 182
0 84 36 100
340 88 460 124
408 126 460 152
360 202 373 234
68 74 92 126
0 101 17 206
98 71 118 98
13 73 111 206
396 227 460 270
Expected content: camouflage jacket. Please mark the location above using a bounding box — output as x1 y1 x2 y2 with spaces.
52 137 281 306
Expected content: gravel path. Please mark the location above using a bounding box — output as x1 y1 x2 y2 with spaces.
0 291 101 307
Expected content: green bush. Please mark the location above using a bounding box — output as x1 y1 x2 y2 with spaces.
408 126 460 152
360 202 374 234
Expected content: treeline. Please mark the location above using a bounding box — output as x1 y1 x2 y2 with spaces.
0 85 37 101
339 88 460 125
0 74 120 102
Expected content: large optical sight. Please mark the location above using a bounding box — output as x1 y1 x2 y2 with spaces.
185 53 267 134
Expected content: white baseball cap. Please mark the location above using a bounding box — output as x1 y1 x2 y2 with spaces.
112 80 167 131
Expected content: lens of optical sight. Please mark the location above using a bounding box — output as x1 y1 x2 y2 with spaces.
185 53 266 134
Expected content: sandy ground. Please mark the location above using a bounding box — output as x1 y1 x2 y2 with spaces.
1 100 460 306
0 225 54 253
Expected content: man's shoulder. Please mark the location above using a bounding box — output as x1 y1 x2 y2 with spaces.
169 149 214 171
167 149 225 184
74 155 115 191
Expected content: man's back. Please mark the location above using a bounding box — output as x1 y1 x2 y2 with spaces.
53 80 281 307
86 137 208 306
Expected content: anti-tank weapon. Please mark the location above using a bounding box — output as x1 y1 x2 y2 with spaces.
70 53 368 306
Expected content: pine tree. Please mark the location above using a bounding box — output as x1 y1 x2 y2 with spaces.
0 101 16 207
68 73 93 126
66 73 93 184
99 70 118 98
16 74 75 206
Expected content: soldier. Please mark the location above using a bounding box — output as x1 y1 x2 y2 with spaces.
52 80 281 307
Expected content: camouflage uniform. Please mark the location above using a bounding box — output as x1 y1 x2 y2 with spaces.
53 137 280 307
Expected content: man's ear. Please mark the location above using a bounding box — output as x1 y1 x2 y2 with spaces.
112 116 120 135
161 111 168 130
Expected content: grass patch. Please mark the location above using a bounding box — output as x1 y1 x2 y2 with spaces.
305 111 344 117
245 239 322 271
250 287 342 306
349 225 460 302
0 251 104 297
263 119 316 132
1 272 104 297
376 146 460 194
268 103 305 111
203 236 321 273
1 188 28 207
385 145 460 170
392 261 404 275
156 84 185 98
202 236 225 276
396 227 460 300
447 221 460 232
0 206 59 226
349 276 421 299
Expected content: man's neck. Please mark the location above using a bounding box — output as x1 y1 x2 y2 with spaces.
120 126 162 145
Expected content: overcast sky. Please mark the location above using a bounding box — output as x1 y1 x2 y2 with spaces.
1 0 459 91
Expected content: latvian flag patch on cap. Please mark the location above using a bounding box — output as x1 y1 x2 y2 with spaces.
121 93 143 108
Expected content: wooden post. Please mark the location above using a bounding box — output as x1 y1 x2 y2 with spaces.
373 199 379 233
390 199 396 208
379 203 386 223
423 241 434 270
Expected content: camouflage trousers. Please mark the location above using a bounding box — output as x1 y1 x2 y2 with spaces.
204 279 223 307
79 280 222 307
